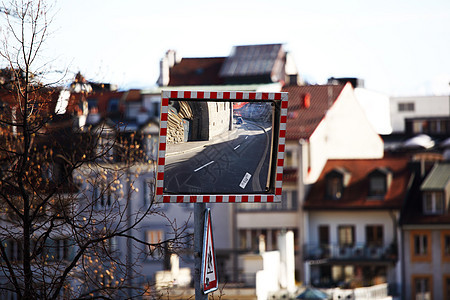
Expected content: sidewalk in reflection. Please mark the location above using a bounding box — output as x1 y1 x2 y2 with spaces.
166 127 240 158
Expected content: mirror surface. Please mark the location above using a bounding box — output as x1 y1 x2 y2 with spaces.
163 100 276 194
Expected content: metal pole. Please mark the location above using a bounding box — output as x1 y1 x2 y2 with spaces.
126 171 133 298
194 203 208 300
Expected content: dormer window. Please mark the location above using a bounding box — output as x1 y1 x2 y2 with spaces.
327 175 342 200
420 163 450 215
368 168 392 199
325 168 350 200
423 191 444 215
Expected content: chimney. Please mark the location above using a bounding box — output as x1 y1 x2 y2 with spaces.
327 77 365 88
157 50 179 87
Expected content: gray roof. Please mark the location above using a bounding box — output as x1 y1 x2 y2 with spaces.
421 163 450 190
219 44 283 78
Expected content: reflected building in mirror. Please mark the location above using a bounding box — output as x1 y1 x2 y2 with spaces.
167 101 233 144
163 98 277 196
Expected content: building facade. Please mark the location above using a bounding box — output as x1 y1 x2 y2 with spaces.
390 95 450 135
302 156 410 296
401 162 450 299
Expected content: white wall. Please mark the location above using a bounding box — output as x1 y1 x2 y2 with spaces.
207 102 232 139
307 211 398 246
237 211 298 229
390 95 450 133
323 85 384 160
306 85 384 184
402 229 450 300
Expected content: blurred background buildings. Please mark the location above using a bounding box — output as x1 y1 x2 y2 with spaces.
1 43 449 299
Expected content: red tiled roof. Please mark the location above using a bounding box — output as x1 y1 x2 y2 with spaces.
124 89 142 102
168 57 226 86
304 156 411 210
0 88 67 115
281 84 345 141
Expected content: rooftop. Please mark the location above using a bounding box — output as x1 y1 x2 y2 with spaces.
219 44 283 79
401 161 450 225
168 57 225 86
304 155 411 210
282 84 346 140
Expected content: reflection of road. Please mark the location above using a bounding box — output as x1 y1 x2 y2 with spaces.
164 120 273 194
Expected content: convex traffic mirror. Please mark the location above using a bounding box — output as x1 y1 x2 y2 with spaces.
156 91 288 203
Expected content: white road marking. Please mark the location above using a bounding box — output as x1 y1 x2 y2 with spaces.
234 145 240 150
245 136 248 139
194 161 214 172
239 172 252 189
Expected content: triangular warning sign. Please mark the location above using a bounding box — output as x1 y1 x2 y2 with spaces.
201 208 218 294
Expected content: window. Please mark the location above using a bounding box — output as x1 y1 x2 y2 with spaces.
284 150 293 168
338 225 355 247
411 230 431 262
366 225 384 247
398 102 415 112
239 228 299 252
50 239 73 261
98 135 115 161
238 229 248 250
368 168 391 199
415 235 428 255
327 175 343 200
332 265 354 284
94 185 113 209
143 179 154 208
107 98 120 112
126 103 140 119
146 230 164 256
144 135 158 161
369 174 386 198
284 149 296 168
319 225 330 245
87 98 98 112
369 175 386 198
413 120 428 134
102 236 118 254
415 119 448 135
444 275 450 300
412 275 432 300
3 239 23 262
153 102 160 118
143 180 150 207
423 191 445 214
325 169 350 200
280 190 298 210
93 186 99 205
101 189 112 208
441 231 450 262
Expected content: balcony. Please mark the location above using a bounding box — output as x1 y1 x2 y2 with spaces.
304 243 398 263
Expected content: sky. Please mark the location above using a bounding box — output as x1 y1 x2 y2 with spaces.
43 0 450 96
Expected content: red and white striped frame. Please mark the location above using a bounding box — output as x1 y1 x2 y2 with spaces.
156 90 288 203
